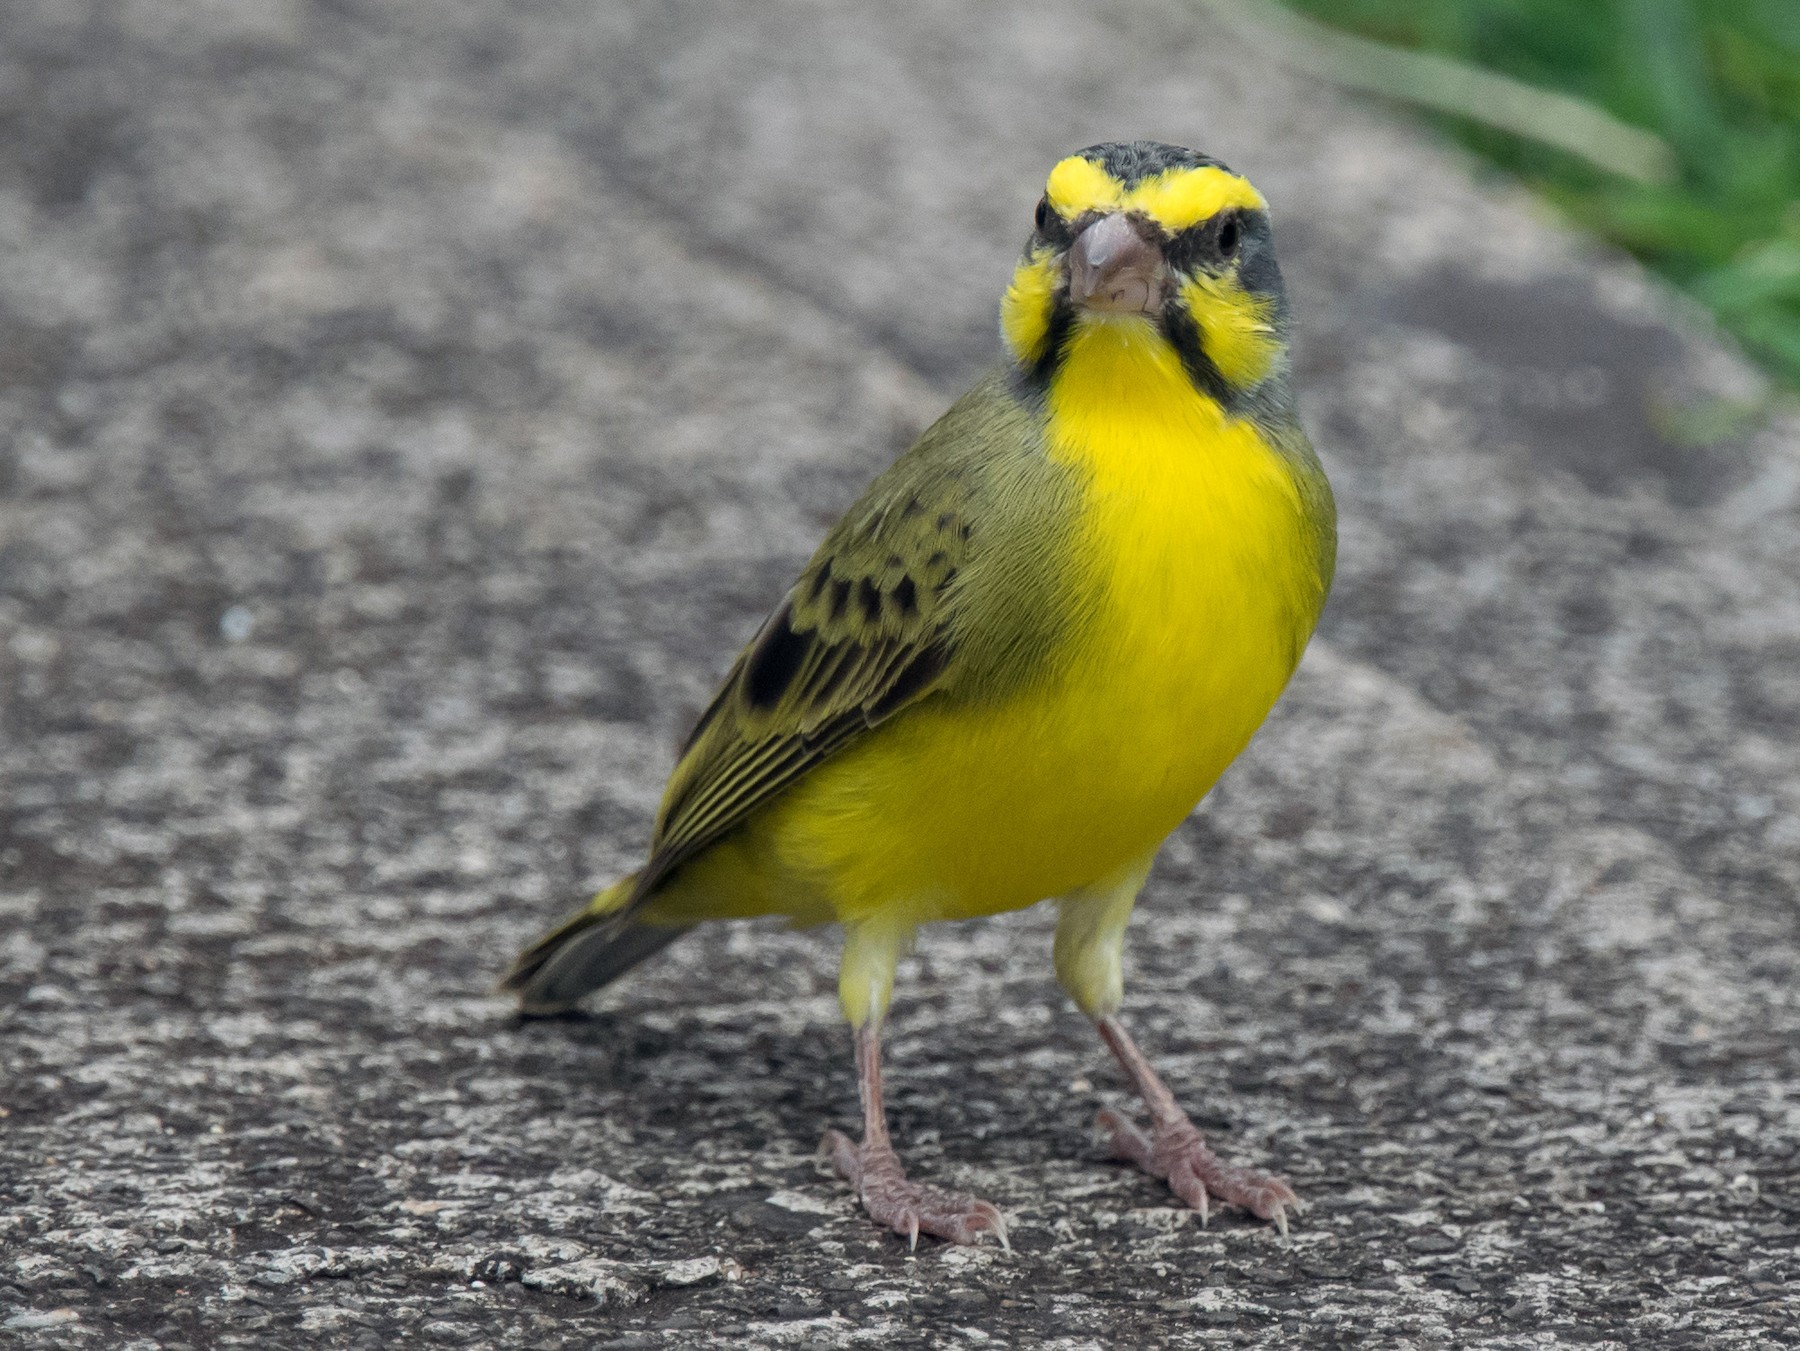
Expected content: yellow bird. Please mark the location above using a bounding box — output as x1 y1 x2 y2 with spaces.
503 140 1336 1246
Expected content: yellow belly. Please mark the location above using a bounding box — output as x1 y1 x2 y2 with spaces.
647 318 1322 931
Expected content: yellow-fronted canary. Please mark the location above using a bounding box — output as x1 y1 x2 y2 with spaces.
503 140 1336 1247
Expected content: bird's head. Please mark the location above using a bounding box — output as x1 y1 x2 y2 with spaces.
1002 141 1291 409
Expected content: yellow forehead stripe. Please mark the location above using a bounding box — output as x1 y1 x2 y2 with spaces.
1044 157 1266 231
1128 166 1266 230
1045 156 1124 217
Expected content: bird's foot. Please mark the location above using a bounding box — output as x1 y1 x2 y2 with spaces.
1097 1107 1300 1235
820 1129 1009 1251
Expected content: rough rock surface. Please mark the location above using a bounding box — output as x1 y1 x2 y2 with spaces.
2 1 1797 1347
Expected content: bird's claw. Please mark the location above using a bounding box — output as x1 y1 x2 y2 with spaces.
822 1128 1010 1251
1096 1107 1299 1232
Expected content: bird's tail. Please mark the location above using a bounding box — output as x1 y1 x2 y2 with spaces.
497 872 690 1014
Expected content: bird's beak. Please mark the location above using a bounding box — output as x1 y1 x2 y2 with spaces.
1067 212 1167 317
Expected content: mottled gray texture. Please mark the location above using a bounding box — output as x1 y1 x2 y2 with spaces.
2 1 1797 1348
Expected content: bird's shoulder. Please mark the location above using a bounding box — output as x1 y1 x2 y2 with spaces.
640 371 1075 889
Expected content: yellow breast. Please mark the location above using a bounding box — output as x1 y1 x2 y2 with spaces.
734 316 1322 928
1041 317 1319 841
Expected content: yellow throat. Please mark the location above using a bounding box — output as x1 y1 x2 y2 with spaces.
1043 311 1324 814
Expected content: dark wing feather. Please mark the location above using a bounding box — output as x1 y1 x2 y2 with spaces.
634 476 971 899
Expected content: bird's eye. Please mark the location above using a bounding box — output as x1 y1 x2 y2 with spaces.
1216 213 1241 258
1034 197 1054 233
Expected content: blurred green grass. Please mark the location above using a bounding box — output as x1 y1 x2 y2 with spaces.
1277 0 1800 390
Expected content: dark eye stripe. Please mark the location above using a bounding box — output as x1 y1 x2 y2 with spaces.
1166 209 1265 271
1035 211 1073 246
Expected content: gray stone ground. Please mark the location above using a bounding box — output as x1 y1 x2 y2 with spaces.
1 1 1796 1347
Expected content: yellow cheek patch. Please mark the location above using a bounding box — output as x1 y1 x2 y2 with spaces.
1128 166 1266 232
1001 246 1060 365
1043 157 1266 233
1180 272 1281 388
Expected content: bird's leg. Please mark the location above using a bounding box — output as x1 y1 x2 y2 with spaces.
1093 1014 1299 1233
820 1020 1009 1250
